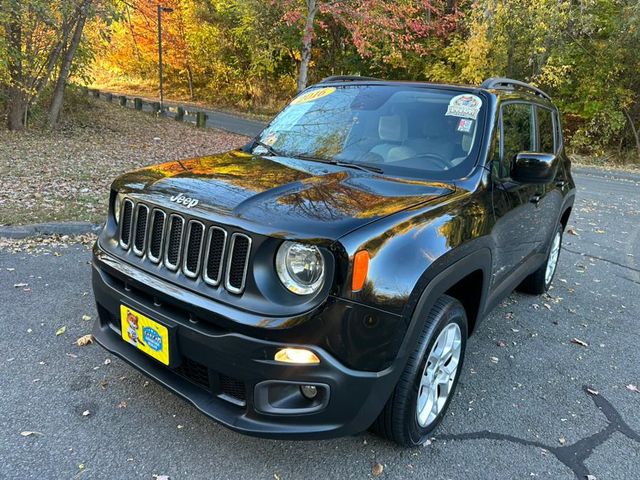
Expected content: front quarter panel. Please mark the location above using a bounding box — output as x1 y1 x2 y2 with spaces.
336 188 494 319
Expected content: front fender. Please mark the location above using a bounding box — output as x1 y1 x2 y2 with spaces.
335 191 493 318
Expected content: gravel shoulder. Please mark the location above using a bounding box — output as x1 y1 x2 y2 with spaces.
0 98 247 226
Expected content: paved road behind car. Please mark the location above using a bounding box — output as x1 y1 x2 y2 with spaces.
1 170 639 479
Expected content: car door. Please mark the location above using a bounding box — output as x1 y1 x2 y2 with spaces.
532 105 564 252
491 102 541 287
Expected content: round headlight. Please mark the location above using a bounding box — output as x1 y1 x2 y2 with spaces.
113 192 124 224
276 241 325 295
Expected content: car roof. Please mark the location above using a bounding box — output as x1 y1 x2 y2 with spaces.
313 76 556 108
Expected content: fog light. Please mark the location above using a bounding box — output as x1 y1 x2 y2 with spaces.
274 348 320 364
300 385 318 399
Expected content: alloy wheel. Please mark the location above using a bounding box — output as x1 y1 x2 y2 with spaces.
545 230 561 285
416 323 462 428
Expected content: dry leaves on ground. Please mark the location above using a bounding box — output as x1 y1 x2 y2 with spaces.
372 463 384 477
0 234 97 254
0 98 247 225
76 334 94 346
570 338 589 347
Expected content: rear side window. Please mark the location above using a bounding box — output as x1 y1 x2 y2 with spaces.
536 107 555 153
499 103 534 177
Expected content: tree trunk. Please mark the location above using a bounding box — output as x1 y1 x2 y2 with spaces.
187 65 194 100
6 5 26 130
623 110 640 161
48 0 92 128
297 0 318 93
32 14 76 103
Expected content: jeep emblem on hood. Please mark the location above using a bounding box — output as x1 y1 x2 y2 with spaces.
170 193 199 208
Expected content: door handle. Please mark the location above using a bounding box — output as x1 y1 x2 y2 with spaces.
530 194 542 204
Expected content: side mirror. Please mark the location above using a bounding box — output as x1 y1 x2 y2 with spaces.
511 152 558 184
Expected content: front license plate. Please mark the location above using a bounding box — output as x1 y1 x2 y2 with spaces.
120 305 170 365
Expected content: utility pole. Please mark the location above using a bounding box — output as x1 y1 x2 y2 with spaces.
157 4 173 112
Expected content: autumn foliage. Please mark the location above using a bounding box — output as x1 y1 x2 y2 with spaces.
2 0 640 159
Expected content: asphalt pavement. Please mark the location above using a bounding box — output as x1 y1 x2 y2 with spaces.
1 169 639 480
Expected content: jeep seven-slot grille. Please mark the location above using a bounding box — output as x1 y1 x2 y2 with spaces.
183 221 204 277
165 215 184 270
204 228 227 286
119 199 134 248
133 204 149 254
226 234 251 293
148 210 165 262
117 199 251 294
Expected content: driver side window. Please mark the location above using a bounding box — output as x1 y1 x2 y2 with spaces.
500 103 534 178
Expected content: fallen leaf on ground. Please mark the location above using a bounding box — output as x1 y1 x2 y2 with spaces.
20 431 44 437
82 410 90 417
372 463 384 477
586 387 599 396
497 340 507 347
55 326 66 336
76 334 93 346
490 356 499 363
627 384 639 393
152 475 170 480
566 228 579 236
570 338 588 347
558 436 566 445
118 401 127 409
104 358 111 365
13 282 28 288
81 315 92 321
586 475 596 480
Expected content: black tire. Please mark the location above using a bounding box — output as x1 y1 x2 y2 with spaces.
517 224 563 295
371 294 468 446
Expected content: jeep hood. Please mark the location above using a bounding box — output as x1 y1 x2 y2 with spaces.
112 151 455 241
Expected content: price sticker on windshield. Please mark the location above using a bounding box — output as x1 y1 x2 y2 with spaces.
446 94 482 120
291 87 336 105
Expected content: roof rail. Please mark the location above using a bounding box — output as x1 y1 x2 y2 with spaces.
319 75 382 84
480 77 551 101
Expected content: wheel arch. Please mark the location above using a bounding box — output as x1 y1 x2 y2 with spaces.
560 205 572 229
559 192 575 230
400 248 492 355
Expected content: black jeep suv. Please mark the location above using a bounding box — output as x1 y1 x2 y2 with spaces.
92 76 575 446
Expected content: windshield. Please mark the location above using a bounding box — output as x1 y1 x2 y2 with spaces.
254 84 486 180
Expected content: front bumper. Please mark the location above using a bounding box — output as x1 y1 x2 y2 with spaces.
92 245 404 439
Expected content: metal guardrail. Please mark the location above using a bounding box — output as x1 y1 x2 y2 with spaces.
83 87 266 137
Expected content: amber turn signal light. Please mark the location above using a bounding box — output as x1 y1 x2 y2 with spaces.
352 250 370 292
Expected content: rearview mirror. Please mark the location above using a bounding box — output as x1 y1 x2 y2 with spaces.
511 152 558 184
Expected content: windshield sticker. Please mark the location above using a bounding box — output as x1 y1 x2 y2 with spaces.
457 118 474 133
291 87 336 105
263 132 278 145
446 94 482 120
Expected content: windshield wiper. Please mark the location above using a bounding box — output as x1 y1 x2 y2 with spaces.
251 139 282 156
293 154 383 174
333 160 383 174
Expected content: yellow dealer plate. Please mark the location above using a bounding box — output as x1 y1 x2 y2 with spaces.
120 305 170 365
